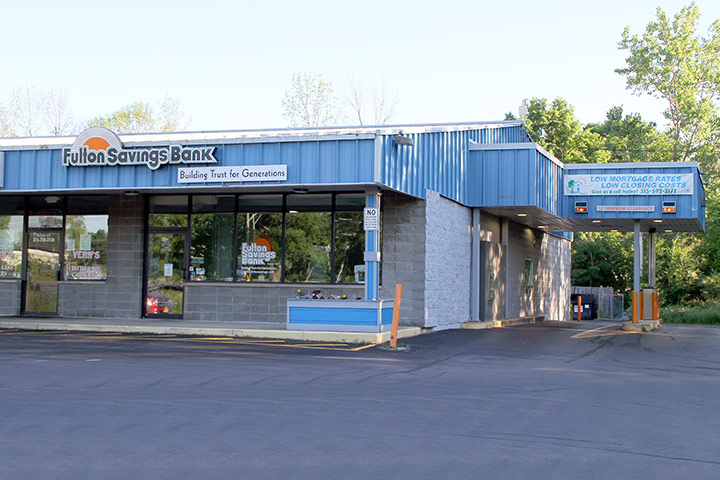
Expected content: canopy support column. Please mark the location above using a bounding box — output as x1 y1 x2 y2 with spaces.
647 229 656 289
632 220 642 323
364 189 381 301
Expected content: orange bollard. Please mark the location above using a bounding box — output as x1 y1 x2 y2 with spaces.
577 295 582 323
653 292 659 320
639 292 644 321
632 291 638 324
390 284 403 348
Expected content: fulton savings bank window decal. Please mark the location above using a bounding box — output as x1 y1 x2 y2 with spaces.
238 233 280 281
62 127 217 170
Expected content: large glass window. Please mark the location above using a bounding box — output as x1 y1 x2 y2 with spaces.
147 193 368 284
0 197 24 279
334 194 365 283
64 196 109 281
0 216 23 279
65 215 108 280
284 195 332 283
190 196 234 282
237 195 283 282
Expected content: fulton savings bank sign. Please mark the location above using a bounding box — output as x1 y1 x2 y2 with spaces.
63 127 287 183
63 127 217 170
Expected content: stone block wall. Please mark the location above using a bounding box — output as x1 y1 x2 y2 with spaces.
381 190 473 328
505 221 571 321
184 285 363 323
380 192 427 327
0 280 21 315
424 191 472 329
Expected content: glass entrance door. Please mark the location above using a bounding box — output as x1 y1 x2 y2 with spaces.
25 229 62 314
145 232 186 318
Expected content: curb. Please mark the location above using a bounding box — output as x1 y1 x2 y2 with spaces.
621 319 662 332
0 320 424 345
461 316 543 330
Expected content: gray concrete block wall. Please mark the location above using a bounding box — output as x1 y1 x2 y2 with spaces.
0 280 21 315
380 192 426 327
539 234 571 321
184 285 363 323
424 191 472 328
505 221 571 320
506 221 543 319
59 194 144 319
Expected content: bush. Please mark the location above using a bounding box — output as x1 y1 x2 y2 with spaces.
661 303 720 324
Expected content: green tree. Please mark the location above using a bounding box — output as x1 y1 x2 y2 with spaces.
86 97 188 133
282 73 337 127
586 106 671 163
523 97 610 163
86 101 156 133
616 2 720 163
572 232 634 294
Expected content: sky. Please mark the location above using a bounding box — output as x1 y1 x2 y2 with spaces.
2 0 720 133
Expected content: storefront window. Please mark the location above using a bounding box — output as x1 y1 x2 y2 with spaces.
334 211 364 283
0 216 23 279
64 215 108 280
285 195 332 283
145 193 368 285
334 194 365 283
64 196 109 281
190 196 234 282
237 195 283 282
237 212 283 282
149 196 188 227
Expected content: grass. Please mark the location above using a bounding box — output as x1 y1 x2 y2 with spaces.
661 303 720 325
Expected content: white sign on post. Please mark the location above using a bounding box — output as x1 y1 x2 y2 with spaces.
363 207 379 231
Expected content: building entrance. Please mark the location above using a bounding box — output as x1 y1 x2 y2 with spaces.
24 229 62 315
144 232 186 318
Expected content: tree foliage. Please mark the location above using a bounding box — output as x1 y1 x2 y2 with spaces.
522 97 610 163
343 76 398 126
86 101 156 133
282 73 399 128
616 2 720 162
0 85 75 137
86 97 188 133
281 73 337 128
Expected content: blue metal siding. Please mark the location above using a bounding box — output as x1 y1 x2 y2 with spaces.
1 139 376 192
379 124 530 203
561 164 703 222
289 306 377 325
466 147 562 215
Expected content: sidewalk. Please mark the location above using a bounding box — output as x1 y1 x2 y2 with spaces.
0 316 423 344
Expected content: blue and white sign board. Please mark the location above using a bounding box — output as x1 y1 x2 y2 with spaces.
363 207 379 231
565 173 694 196
178 165 287 183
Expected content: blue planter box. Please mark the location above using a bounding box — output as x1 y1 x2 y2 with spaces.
287 299 395 333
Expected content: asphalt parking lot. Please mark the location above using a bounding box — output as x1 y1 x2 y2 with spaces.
1 321 719 479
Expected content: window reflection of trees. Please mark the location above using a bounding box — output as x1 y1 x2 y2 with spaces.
191 213 234 282
64 215 108 280
0 216 23 278
285 212 331 283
